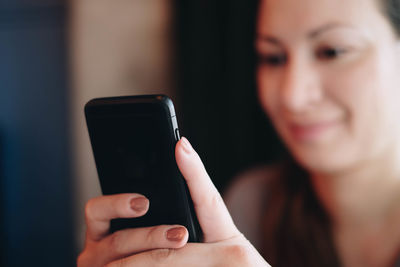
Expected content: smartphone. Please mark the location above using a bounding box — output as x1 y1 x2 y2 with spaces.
84 94 202 242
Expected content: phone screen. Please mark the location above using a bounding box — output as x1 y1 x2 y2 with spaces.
86 102 193 233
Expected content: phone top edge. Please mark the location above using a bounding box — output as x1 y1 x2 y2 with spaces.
84 94 176 117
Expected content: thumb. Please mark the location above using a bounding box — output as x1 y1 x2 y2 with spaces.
175 137 240 243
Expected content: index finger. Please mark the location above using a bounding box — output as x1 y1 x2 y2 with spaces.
175 138 240 243
84 193 149 241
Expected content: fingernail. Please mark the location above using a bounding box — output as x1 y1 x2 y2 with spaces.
166 227 186 242
181 137 192 154
130 197 149 212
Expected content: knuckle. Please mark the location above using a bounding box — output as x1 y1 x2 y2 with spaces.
149 248 174 264
84 198 97 222
220 244 252 265
108 231 125 255
76 251 87 267
145 226 159 245
77 249 95 267
209 191 224 208
197 189 223 209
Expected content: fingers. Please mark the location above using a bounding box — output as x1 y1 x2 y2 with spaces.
175 137 240 243
105 243 206 267
85 193 149 241
105 241 270 267
96 225 188 264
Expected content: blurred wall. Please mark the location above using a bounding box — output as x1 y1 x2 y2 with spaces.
69 0 174 250
0 1 74 266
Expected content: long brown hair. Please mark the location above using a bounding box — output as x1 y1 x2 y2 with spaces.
260 160 341 267
381 0 400 36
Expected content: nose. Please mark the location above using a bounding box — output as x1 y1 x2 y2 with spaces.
280 56 322 112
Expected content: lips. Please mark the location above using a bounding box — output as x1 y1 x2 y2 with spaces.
288 120 339 142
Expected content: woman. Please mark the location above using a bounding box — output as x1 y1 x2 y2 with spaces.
77 0 400 266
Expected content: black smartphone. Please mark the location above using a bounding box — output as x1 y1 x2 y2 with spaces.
84 94 202 242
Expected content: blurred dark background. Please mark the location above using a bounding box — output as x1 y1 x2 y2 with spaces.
175 0 282 191
0 0 282 265
0 0 74 267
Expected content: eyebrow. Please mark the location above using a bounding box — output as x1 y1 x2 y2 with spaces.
256 36 281 46
256 22 351 45
308 22 349 38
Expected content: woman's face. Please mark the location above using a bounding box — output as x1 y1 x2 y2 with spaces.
256 0 400 173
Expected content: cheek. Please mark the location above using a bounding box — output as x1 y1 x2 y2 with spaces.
325 47 400 157
256 67 280 119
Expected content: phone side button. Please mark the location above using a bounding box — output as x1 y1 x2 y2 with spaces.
175 128 181 140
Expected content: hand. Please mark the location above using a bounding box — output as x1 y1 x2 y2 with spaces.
77 193 189 266
77 137 270 266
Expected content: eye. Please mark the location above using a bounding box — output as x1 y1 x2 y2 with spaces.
316 47 347 60
257 54 287 66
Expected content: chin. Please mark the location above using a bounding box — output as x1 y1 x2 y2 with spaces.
294 155 346 174
287 142 359 175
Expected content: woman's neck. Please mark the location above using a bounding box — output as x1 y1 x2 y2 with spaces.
309 144 400 266
310 144 400 229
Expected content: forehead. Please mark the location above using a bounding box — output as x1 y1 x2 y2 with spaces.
257 0 382 35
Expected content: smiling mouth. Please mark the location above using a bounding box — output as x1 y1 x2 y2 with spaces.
288 120 340 142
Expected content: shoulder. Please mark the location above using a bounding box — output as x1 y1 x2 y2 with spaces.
223 164 283 249
224 164 280 208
